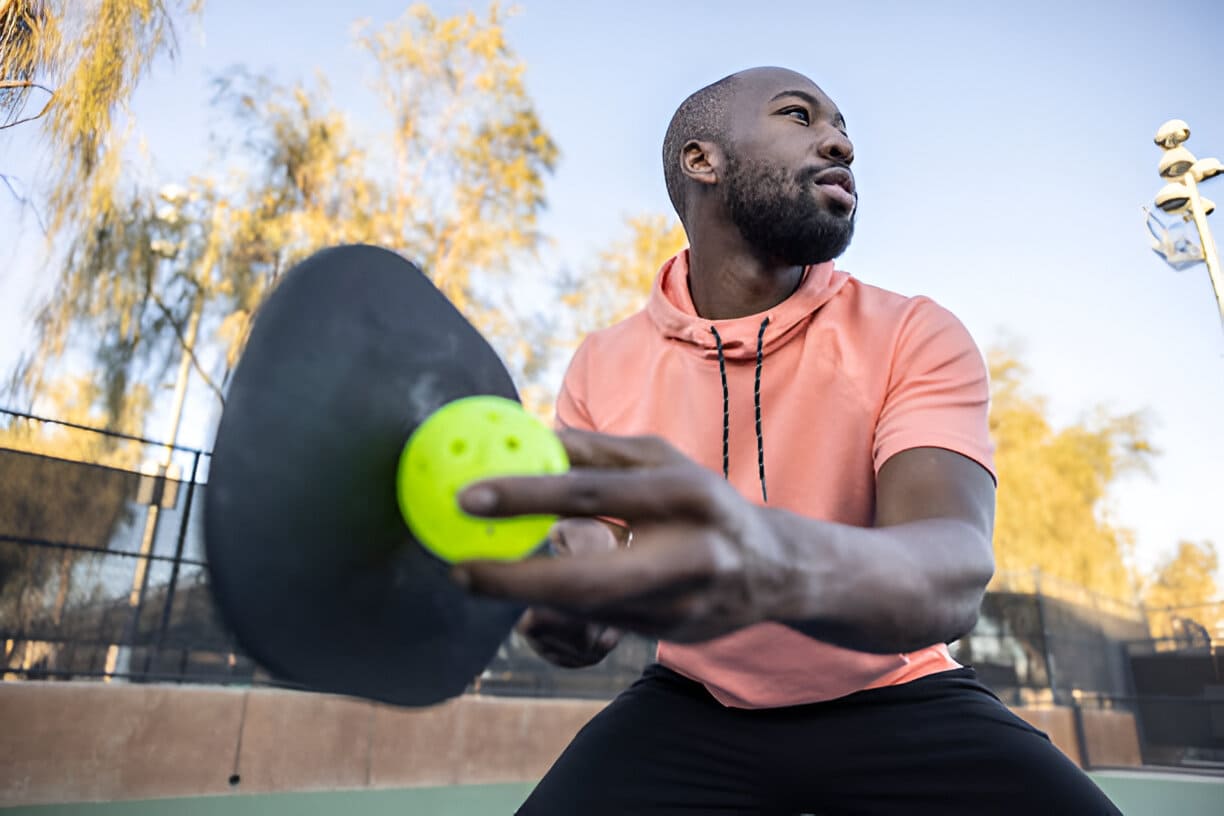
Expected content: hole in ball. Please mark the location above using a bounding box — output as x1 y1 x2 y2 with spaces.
485 524 496 536
506 437 520 452
487 412 501 423
451 439 467 456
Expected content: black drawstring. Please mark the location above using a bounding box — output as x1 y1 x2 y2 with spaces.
754 317 769 503
708 319 770 503
710 326 731 482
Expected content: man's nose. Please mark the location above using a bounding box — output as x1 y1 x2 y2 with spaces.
817 128 854 165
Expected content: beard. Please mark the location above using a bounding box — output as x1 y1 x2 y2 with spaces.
722 154 856 265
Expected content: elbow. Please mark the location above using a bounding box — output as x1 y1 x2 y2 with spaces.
901 585 985 653
945 594 984 644
945 546 994 643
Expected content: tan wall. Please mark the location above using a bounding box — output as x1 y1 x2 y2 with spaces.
1011 705 1082 765
0 683 604 808
1010 705 1144 769
1 684 1144 807
1079 708 1142 768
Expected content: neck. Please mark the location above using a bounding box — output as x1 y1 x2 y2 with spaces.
686 231 805 321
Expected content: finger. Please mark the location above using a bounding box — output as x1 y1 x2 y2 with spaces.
596 627 621 652
454 540 705 612
551 517 618 556
556 430 686 470
523 610 620 651
533 641 606 669
459 466 722 521
517 610 619 667
516 606 586 638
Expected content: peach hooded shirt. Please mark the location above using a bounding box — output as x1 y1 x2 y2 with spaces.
556 250 995 708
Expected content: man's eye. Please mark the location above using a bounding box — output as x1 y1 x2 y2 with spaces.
782 107 809 125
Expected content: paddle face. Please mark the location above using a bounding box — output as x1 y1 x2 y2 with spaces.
205 245 525 706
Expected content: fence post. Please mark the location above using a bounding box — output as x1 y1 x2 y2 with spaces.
145 450 202 677
1071 697 1091 769
1033 570 1062 704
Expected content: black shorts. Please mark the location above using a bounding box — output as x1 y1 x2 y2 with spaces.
517 664 1122 815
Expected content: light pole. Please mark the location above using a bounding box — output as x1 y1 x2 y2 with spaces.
103 184 198 681
1146 119 1224 332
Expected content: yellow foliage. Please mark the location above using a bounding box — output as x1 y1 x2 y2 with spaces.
5 0 202 429
562 214 689 337
1142 540 1220 638
988 347 1154 601
1 0 200 233
10 3 558 442
0 375 148 468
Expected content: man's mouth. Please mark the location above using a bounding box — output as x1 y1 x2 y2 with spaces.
810 167 856 211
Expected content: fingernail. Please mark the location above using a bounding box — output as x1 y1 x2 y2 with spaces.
459 486 497 514
451 567 471 589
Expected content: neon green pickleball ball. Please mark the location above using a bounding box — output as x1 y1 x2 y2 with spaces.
396 395 569 563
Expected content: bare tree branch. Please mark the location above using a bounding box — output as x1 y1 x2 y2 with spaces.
0 172 47 234
0 79 53 92
0 96 52 128
147 291 227 407
0 80 55 129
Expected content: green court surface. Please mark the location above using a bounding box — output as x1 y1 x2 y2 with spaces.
1 784 535 816
4 774 1221 815
1090 770 1224 814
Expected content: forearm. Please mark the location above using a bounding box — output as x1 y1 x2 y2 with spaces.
763 510 994 654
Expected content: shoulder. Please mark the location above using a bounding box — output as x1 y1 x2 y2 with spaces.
566 310 657 373
838 277 961 327
836 278 978 358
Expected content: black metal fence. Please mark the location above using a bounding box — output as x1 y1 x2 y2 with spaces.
2 408 1222 772
0 408 653 697
951 571 1157 705
950 573 1224 771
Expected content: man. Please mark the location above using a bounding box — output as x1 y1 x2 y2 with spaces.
453 67 1121 814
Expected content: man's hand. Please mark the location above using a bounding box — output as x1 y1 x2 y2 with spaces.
517 518 624 667
454 430 793 643
453 428 995 654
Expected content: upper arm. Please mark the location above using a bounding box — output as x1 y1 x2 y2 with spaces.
555 338 597 432
871 298 995 537
875 447 995 539
871 298 996 545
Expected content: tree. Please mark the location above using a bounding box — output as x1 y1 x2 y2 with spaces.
1142 540 1220 641
9 3 558 436
560 213 688 338
0 376 147 466
1 0 201 234
988 347 1156 600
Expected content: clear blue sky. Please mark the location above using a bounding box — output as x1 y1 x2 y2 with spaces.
2 0 1222 578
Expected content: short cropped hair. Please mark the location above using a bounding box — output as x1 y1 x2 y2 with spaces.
662 75 740 221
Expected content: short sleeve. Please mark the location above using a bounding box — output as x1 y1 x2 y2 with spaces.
873 299 995 481
555 338 598 432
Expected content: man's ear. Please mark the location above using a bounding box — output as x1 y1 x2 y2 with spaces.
681 139 721 187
